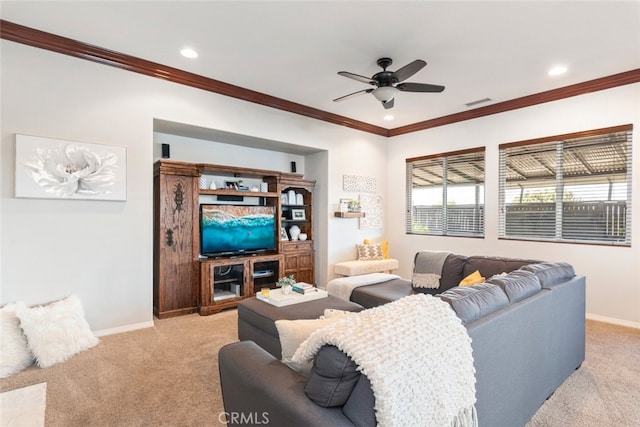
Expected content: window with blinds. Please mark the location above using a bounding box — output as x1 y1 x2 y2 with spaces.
406 148 485 237
498 124 632 246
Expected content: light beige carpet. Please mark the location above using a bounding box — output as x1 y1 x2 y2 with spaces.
1 309 638 426
527 320 640 426
0 309 238 426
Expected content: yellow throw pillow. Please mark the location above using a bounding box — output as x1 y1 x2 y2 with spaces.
363 239 389 258
459 270 485 286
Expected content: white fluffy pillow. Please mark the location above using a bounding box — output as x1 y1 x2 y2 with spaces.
15 295 99 368
321 308 356 319
276 317 342 375
0 303 34 378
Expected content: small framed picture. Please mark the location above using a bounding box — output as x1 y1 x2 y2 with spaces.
291 209 306 220
225 181 239 190
280 227 289 241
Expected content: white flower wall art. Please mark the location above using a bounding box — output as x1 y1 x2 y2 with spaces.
15 135 126 201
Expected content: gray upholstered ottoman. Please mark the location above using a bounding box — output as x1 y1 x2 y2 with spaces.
237 295 363 359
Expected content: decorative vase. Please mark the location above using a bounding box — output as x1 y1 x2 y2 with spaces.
281 284 292 295
296 193 304 205
298 233 308 241
289 225 301 241
199 177 208 189
288 190 297 205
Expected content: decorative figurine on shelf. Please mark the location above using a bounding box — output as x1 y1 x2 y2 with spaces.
289 225 301 241
277 275 296 295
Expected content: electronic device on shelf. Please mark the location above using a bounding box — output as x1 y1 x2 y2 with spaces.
253 270 274 278
200 204 277 257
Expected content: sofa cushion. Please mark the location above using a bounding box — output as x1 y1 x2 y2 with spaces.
305 345 361 407
438 254 468 291
276 317 344 375
463 256 538 279
342 374 376 426
520 262 576 288
438 283 509 324
486 270 542 302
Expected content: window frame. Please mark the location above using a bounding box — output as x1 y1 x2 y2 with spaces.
498 124 632 246
406 147 486 238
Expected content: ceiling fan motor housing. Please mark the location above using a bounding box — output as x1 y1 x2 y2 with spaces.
334 57 444 109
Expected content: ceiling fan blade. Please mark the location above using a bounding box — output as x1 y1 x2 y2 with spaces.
382 98 394 109
393 59 426 82
333 88 373 102
337 71 377 85
396 82 445 93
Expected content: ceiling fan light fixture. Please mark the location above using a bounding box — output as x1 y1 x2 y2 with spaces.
372 86 398 102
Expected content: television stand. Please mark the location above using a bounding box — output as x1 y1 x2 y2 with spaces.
199 253 284 315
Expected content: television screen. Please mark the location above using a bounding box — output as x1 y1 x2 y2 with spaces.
200 204 276 256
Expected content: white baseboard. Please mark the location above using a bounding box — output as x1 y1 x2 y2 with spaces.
93 320 155 337
586 313 640 330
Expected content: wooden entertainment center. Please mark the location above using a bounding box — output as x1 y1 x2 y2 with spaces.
153 160 315 318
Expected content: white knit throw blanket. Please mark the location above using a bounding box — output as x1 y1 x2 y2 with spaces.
292 294 477 427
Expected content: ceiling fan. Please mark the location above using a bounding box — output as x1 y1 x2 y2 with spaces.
333 57 445 109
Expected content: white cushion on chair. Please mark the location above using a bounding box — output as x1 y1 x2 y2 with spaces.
334 259 399 276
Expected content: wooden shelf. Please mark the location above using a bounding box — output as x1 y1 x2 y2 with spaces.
199 189 279 198
334 212 365 218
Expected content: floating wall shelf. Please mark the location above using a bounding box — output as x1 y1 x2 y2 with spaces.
334 212 365 218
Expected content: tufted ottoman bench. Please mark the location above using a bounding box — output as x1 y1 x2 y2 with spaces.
237 295 363 359
334 258 399 276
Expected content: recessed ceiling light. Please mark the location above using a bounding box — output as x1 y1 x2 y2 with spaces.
180 48 198 59
384 114 394 121
548 65 568 76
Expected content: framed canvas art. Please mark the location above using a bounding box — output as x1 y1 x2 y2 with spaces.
15 134 127 201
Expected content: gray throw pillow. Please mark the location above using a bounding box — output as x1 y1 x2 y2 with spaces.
305 345 361 407
438 283 509 324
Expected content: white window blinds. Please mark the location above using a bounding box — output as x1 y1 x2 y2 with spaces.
499 124 632 246
406 148 485 237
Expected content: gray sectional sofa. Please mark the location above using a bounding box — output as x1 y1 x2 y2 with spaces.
219 254 585 426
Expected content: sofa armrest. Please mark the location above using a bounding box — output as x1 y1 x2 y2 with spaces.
218 341 355 427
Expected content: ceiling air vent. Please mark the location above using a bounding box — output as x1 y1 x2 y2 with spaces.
465 98 492 107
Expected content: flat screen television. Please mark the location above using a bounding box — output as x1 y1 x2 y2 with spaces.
200 204 276 257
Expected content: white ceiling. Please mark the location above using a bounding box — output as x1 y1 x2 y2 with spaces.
2 1 639 129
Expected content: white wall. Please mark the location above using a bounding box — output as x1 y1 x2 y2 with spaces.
2 39 637 332
386 84 640 327
0 41 388 334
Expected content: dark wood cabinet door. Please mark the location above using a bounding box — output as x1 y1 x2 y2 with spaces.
154 173 198 318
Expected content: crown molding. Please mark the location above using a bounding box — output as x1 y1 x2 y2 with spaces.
0 20 389 137
2 19 638 138
389 69 640 137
